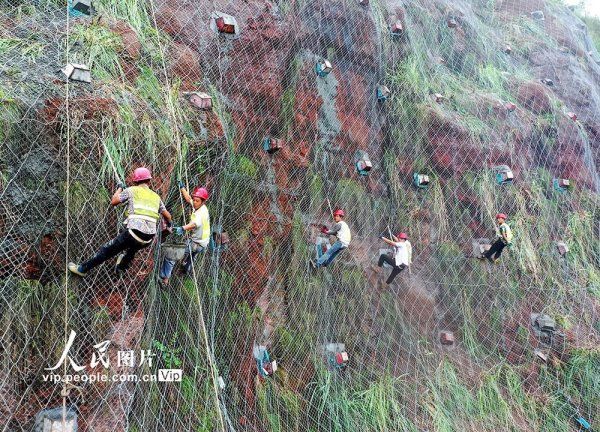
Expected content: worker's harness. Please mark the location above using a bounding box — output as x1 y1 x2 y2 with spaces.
128 228 154 245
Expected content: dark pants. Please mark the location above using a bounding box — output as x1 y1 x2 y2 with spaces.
484 238 506 261
80 229 154 273
378 254 407 284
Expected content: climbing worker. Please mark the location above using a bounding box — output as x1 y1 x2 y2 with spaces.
311 209 351 268
377 232 412 285
480 213 513 263
68 167 172 276
159 182 210 287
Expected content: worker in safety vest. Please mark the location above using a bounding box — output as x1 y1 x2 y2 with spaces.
159 182 210 287
68 167 172 276
378 232 412 284
480 213 513 263
311 209 351 268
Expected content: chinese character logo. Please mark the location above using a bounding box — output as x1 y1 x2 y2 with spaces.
46 330 154 372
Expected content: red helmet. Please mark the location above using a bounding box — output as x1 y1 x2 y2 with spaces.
192 187 209 200
397 232 408 240
333 209 345 217
496 213 507 220
133 167 152 182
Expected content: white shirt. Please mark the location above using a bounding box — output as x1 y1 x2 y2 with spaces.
392 240 411 266
190 204 210 247
332 221 351 246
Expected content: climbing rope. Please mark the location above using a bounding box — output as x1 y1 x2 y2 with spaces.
145 1 226 429
62 0 71 428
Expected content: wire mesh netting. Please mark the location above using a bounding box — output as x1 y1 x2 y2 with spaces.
0 0 599 430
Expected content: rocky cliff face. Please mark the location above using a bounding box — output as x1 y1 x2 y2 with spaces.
0 0 598 431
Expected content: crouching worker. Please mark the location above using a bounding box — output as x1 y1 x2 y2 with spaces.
68 167 172 276
480 213 513 263
378 232 412 285
311 209 351 268
159 183 210 287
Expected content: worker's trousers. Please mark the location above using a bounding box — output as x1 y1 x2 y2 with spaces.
80 229 154 273
159 240 206 279
377 254 407 284
484 238 506 261
316 241 346 267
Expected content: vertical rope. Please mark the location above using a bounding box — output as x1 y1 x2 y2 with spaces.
62 0 71 428
144 2 226 429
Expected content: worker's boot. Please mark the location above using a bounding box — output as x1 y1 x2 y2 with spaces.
68 262 87 277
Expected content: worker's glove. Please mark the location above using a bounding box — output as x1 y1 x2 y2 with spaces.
320 226 329 234
178 180 185 189
174 226 184 236
117 182 126 190
161 220 173 233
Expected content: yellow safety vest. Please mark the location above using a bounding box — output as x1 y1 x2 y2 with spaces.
126 186 160 223
499 223 513 244
191 205 211 244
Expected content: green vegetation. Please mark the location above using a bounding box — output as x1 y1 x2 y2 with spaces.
136 66 166 109
220 154 258 229
584 16 600 51
153 336 183 368
571 4 600 52
307 370 418 431
0 35 45 63
280 55 303 134
95 0 153 38
422 360 599 431
70 24 124 80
